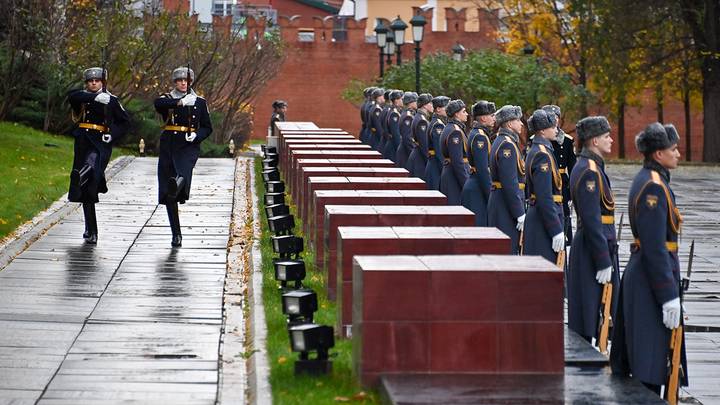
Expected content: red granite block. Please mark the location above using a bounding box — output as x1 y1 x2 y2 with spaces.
361 267 430 322
284 144 370 175
302 177 425 230
498 322 564 373
497 271 564 322
292 158 395 193
279 134 354 169
429 271 498 321
289 150 382 186
429 322 498 372
336 228 510 337
354 321 430 375
321 206 381 277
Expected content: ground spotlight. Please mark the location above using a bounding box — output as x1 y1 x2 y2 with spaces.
263 169 280 182
267 214 294 235
288 323 335 375
265 203 290 218
274 259 306 289
265 181 285 194
264 193 285 206
272 235 304 258
282 288 318 325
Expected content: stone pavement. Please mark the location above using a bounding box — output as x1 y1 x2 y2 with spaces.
0 157 235 404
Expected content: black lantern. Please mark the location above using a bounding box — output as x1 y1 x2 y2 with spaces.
274 259 306 289
390 16 407 65
452 42 466 62
264 192 285 206
265 181 285 193
265 203 289 218
410 13 426 93
271 234 304 259
267 214 294 235
384 30 395 67
374 20 388 77
282 288 318 325
288 323 335 375
262 168 280 182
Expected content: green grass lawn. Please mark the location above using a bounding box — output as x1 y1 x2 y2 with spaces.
253 157 377 404
0 122 134 239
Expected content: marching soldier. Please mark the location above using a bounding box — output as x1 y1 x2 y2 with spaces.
461 101 495 226
406 93 433 179
359 87 376 145
395 92 418 169
567 116 619 344
439 100 470 205
611 123 687 396
376 89 393 153
384 90 404 162
522 109 564 263
542 104 576 245
425 96 450 190
67 67 130 244
488 105 525 253
368 88 385 150
269 99 287 136
154 67 213 247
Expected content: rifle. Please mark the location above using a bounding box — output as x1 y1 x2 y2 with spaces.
556 249 565 270
101 46 109 129
597 213 623 354
186 43 193 134
665 239 693 405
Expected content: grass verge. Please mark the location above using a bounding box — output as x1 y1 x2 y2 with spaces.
253 156 377 404
0 121 134 238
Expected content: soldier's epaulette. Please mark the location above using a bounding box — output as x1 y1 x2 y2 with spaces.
564 134 574 140
529 135 535 140
588 159 598 172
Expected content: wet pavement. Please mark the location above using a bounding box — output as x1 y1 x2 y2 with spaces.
0 157 234 404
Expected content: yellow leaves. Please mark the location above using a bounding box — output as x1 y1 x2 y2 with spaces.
0 218 7 225
334 391 369 402
277 356 287 364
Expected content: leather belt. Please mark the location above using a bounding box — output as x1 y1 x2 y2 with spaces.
631 239 678 253
164 125 196 132
78 123 109 132
601 215 614 224
530 193 563 203
492 181 525 190
429 150 436 156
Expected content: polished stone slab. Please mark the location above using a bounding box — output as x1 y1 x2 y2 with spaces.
289 158 395 196
295 166 408 206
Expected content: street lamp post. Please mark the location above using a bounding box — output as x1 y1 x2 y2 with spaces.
390 16 408 66
385 30 395 68
374 20 388 77
523 44 538 107
452 42 466 62
410 13 426 93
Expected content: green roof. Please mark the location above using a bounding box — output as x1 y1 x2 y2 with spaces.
296 0 340 14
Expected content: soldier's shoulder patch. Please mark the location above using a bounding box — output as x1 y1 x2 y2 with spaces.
540 163 549 172
419 125 426 131
586 180 596 192
502 149 512 158
436 127 442 134
453 137 460 144
393 116 398 122
375 110 380 116
646 194 658 209
405 120 411 126
477 140 485 149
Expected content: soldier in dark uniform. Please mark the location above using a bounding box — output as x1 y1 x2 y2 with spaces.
368 88 385 150
384 90 404 162
522 109 564 262
425 96 450 190
611 123 686 396
567 116 619 344
396 91 418 169
154 67 213 247
542 104 576 245
67 67 130 244
376 89 392 153
269 99 287 136
406 93 433 179
439 100 470 205
359 87 376 145
488 105 525 253
461 101 495 226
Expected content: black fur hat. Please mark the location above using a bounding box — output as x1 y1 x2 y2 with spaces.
371 88 385 99
417 93 433 108
383 89 391 100
446 100 466 117
636 122 680 155
527 109 557 134
389 90 404 101
402 92 419 104
272 100 288 109
472 100 496 117
432 96 451 109
542 104 561 118
364 87 376 98
494 105 522 126
576 116 611 142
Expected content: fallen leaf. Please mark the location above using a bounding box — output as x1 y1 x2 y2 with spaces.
277 356 287 364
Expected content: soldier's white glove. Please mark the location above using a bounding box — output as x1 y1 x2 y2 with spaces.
595 266 612 284
95 92 111 105
101 134 112 143
662 297 681 330
516 214 526 231
551 232 565 252
185 132 197 142
180 94 197 106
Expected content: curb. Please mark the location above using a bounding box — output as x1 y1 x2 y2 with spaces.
246 153 272 405
0 155 134 271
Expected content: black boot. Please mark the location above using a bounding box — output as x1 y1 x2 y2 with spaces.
166 203 182 247
84 203 98 244
167 176 185 201
82 203 91 238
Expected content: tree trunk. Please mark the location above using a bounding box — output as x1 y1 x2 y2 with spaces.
656 83 664 123
684 86 692 162
702 56 720 162
617 96 626 159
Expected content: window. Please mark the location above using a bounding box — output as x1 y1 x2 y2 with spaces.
298 29 315 42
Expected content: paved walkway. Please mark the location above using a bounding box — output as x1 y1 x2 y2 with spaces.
0 158 235 404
